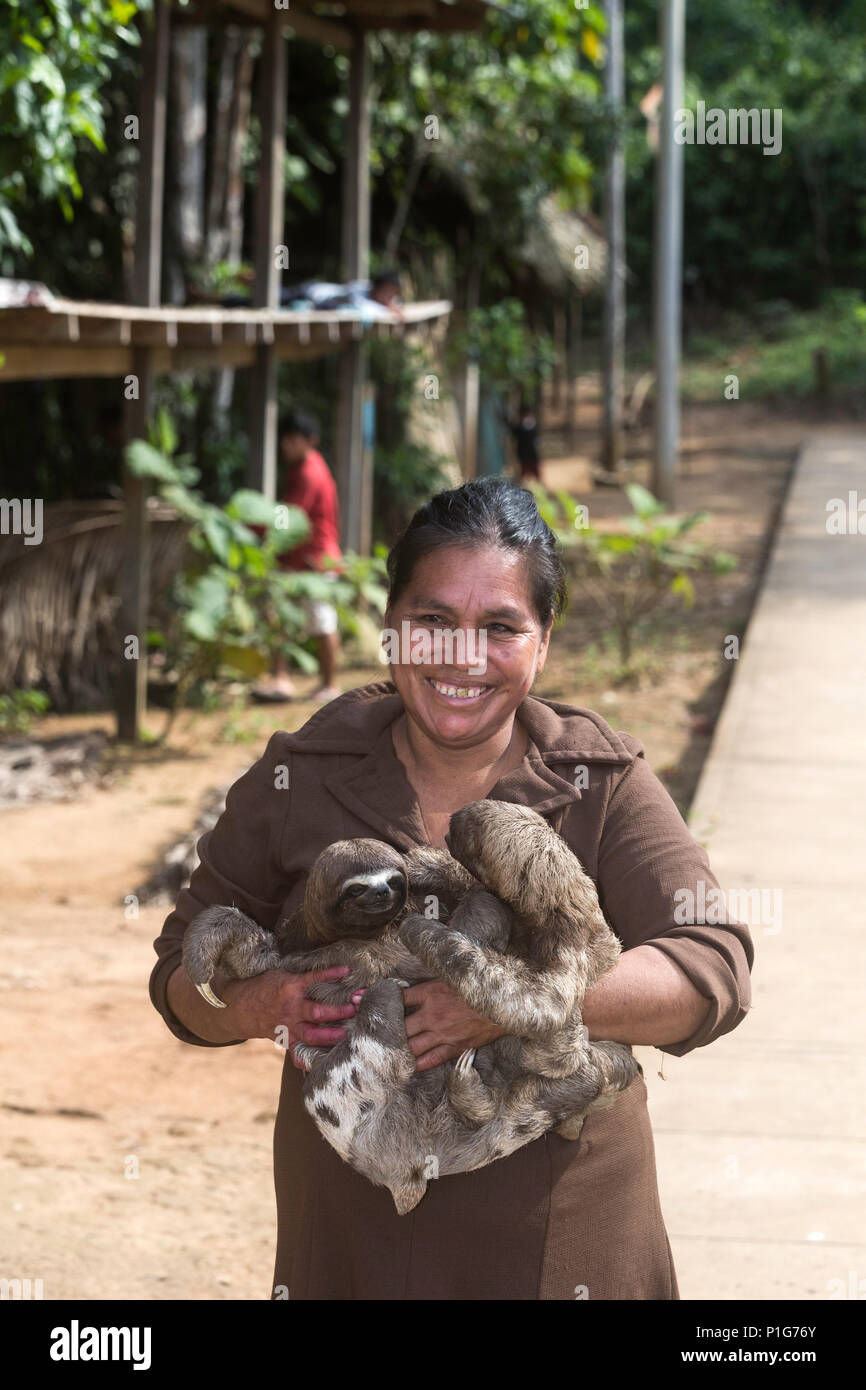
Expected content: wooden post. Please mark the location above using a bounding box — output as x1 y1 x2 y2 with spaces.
601 0 626 475
652 0 685 507
359 379 376 555
335 27 371 551
552 301 566 411
812 346 831 405
341 30 371 284
565 289 581 452
118 0 169 743
461 242 481 479
247 7 287 499
463 360 480 480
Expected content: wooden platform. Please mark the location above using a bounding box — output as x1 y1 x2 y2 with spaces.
0 296 452 381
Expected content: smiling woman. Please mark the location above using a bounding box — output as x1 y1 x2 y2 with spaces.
151 475 753 1301
383 481 565 846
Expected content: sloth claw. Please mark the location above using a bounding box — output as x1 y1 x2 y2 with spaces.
196 980 227 1009
454 1049 477 1075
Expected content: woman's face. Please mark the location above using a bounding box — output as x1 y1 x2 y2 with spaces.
386 544 551 751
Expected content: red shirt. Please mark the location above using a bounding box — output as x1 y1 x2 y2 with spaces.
279 448 342 572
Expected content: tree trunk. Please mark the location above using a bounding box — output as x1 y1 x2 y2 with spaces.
601 0 626 474
205 28 255 423
383 130 429 267
552 299 566 411
206 26 254 269
165 25 207 305
565 289 581 452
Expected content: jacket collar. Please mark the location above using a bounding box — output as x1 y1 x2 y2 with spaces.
280 681 635 850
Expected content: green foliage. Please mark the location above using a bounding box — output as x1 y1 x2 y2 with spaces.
126 412 387 729
373 441 452 543
369 0 606 266
368 336 453 541
623 0 866 308
682 292 866 408
0 687 50 736
449 299 557 398
188 259 252 300
534 481 737 678
0 0 141 255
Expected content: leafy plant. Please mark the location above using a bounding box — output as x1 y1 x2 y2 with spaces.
448 299 557 400
681 291 866 410
126 410 386 734
0 0 141 254
535 482 737 678
373 441 452 542
188 259 253 301
0 687 50 737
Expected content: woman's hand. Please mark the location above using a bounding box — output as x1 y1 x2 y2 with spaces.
402 979 507 1071
217 965 358 1062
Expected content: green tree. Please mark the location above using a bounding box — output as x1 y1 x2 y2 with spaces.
0 0 141 258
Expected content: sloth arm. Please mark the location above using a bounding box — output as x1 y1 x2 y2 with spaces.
400 906 572 1037
403 846 476 908
291 939 432 1003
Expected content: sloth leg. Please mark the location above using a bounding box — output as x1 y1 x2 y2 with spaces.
291 1041 331 1071
518 1016 592 1080
500 1072 598 1141
549 1041 639 1137
182 904 282 1008
482 1041 639 1145
447 1050 500 1126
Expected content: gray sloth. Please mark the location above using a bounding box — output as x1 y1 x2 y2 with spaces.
182 800 638 1213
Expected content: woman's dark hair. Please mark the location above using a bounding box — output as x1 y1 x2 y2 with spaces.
386 476 568 628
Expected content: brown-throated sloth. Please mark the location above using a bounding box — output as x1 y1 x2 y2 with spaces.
182 800 638 1214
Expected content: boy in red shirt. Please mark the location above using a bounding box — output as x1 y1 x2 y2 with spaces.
255 409 342 704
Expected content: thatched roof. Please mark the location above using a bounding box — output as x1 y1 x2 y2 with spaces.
520 195 606 293
429 133 605 294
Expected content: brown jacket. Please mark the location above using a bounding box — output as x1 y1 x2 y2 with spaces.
150 681 753 1301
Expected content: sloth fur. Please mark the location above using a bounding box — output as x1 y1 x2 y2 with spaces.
182 800 638 1214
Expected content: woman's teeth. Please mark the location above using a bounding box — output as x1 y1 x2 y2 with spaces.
429 679 489 700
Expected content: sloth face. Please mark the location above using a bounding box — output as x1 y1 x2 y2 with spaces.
305 838 409 941
334 867 408 934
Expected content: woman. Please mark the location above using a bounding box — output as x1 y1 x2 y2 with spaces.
150 477 753 1300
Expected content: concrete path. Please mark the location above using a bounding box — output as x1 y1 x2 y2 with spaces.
635 431 866 1301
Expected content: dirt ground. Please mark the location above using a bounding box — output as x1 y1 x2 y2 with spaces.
0 398 811 1301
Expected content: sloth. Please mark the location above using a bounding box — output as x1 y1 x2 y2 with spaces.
182 800 638 1214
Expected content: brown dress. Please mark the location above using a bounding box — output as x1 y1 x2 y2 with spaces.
150 681 753 1300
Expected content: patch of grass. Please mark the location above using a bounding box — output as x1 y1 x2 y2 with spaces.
0 689 50 737
681 291 866 407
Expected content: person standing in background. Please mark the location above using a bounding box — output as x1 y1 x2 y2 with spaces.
254 409 342 705
507 402 541 484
